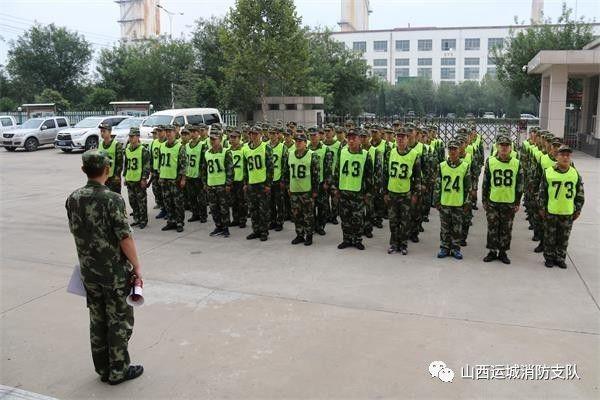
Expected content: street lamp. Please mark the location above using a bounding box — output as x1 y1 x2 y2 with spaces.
156 3 184 39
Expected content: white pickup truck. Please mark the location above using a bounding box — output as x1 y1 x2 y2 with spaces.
0 116 18 134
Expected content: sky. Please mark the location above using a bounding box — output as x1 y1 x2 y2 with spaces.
1 0 598 66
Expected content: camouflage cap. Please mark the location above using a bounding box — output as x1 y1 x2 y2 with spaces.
344 119 355 126
447 140 460 149
295 133 308 141
128 127 140 136
184 124 194 130
181 128 190 135
358 129 368 137
496 135 512 145
308 128 319 135
392 119 402 126
164 124 175 131
152 126 163 133
404 122 416 130
295 126 305 133
98 122 112 131
228 129 240 137
287 121 297 127
308 126 318 133
346 128 358 137
335 126 345 133
395 129 408 136
557 144 572 153
457 127 468 134
82 150 110 170
551 137 563 146
198 123 208 129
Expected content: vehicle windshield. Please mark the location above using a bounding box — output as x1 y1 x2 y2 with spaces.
19 118 44 129
115 117 144 129
142 115 173 126
74 117 104 128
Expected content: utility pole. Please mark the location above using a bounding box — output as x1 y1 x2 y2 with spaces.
171 82 175 109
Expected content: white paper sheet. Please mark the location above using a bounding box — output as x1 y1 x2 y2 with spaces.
67 264 86 297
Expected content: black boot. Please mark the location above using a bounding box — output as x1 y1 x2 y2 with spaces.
498 251 511 264
291 235 304 245
304 235 313 246
483 251 497 262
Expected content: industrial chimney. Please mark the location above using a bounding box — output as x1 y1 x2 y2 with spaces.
338 0 371 32
531 0 544 24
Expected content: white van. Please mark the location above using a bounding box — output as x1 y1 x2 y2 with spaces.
139 108 223 144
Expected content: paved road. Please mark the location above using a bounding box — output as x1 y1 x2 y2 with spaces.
1 147 598 399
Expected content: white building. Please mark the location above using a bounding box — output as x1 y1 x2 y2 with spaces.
330 24 600 85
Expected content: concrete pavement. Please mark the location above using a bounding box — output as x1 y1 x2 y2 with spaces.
1 147 598 399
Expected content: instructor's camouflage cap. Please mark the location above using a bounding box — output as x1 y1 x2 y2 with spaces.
447 140 460 149
128 127 140 136
98 122 112 131
295 133 308 141
496 135 512 145
558 144 572 153
82 150 110 170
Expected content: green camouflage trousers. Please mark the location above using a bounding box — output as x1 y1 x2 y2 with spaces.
290 192 314 236
106 176 122 194
543 214 574 263
409 192 423 237
207 185 230 229
84 280 133 382
388 193 411 248
230 181 247 225
126 181 147 225
374 191 386 222
328 186 339 219
439 205 463 250
314 183 330 231
160 179 185 226
247 184 271 235
270 182 285 226
185 177 207 219
462 205 473 241
364 193 374 234
339 191 365 244
151 170 163 208
485 203 516 251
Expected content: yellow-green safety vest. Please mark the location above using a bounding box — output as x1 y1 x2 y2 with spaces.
488 156 519 203
545 166 578 215
439 160 469 206
159 142 182 180
150 139 163 171
244 141 267 184
338 147 367 192
270 142 284 182
387 147 417 194
288 149 313 193
540 154 555 171
185 141 203 178
309 143 327 183
205 147 228 187
229 146 244 182
124 144 143 182
99 139 117 177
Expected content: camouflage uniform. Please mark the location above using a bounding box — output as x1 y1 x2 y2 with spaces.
150 138 165 209
333 147 373 247
229 142 247 226
202 147 234 230
99 139 124 194
269 141 286 229
434 157 471 252
382 144 421 251
159 142 187 229
307 141 333 233
184 138 208 221
65 151 135 383
482 152 524 253
243 140 273 238
538 163 584 265
124 142 152 226
283 147 320 238
408 140 427 241
363 140 383 237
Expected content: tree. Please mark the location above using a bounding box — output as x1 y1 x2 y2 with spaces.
305 30 376 115
84 87 117 110
220 0 310 118
6 24 92 102
494 4 594 101
96 39 196 109
190 17 226 107
34 88 70 111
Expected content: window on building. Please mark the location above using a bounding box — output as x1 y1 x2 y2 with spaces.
373 59 387 67
285 104 298 110
352 41 367 52
395 68 409 80
417 58 432 66
418 39 432 51
464 67 480 80
464 38 480 50
488 37 504 50
417 68 432 79
374 40 388 52
372 68 388 79
440 57 456 66
441 68 456 80
464 57 480 65
396 40 410 51
486 67 497 78
395 58 409 66
441 39 456 51
487 55 496 65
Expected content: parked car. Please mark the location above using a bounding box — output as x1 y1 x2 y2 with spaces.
482 112 496 119
446 113 456 119
406 110 416 118
0 115 18 134
140 108 223 145
520 113 539 121
465 113 475 119
2 116 69 152
112 117 146 145
54 115 129 152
